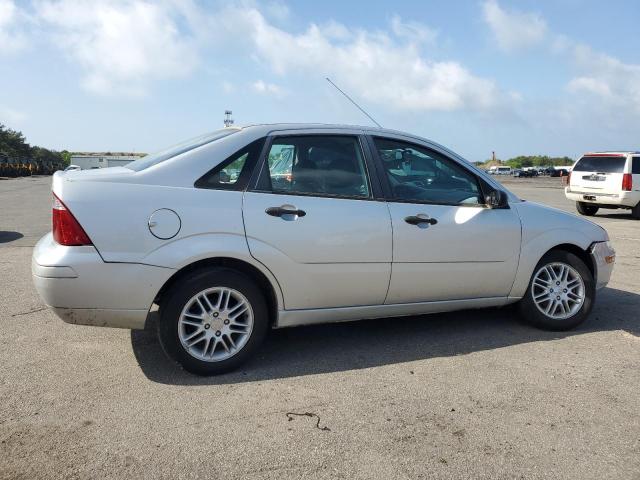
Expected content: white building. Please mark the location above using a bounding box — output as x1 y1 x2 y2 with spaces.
70 153 144 170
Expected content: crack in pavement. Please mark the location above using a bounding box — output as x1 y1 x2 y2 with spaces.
11 307 47 317
286 412 331 432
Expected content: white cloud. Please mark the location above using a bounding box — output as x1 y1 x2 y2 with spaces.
251 79 285 97
36 0 199 96
16 1 510 112
566 45 640 113
0 0 29 54
390 15 438 46
482 0 547 52
483 2 640 118
263 0 290 23
215 7 506 112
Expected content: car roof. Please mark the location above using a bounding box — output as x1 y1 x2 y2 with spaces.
582 151 638 156
238 123 436 143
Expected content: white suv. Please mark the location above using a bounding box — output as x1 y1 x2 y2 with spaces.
565 152 640 218
32 124 615 375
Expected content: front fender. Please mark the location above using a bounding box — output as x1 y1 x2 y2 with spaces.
509 227 593 298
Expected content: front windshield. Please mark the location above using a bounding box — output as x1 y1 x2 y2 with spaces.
125 128 240 172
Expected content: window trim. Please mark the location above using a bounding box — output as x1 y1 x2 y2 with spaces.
248 133 382 201
194 137 266 191
368 135 490 208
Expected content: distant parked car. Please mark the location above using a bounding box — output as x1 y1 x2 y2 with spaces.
489 166 512 175
32 124 615 375
549 168 569 177
63 165 81 172
565 151 640 218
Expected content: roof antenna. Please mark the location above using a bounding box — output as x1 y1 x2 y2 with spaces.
325 77 382 128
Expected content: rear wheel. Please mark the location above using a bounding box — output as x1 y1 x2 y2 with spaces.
576 202 599 216
158 268 268 375
632 202 640 220
518 250 594 331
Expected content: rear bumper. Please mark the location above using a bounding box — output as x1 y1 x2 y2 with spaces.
32 233 175 330
565 188 640 207
590 241 615 290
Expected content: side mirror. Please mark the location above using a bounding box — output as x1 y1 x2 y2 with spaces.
485 189 509 209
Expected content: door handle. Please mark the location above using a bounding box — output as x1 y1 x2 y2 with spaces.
404 214 438 226
265 206 307 218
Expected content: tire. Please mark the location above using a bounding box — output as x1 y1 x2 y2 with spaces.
518 250 595 331
158 268 269 375
632 202 640 220
576 202 599 216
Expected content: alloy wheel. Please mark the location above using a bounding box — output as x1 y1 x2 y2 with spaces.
178 287 254 362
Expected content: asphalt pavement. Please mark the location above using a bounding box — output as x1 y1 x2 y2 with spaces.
1 175 638 479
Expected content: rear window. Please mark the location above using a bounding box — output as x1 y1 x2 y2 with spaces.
573 156 627 173
125 128 239 172
633 157 640 174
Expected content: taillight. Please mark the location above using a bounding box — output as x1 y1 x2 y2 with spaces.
52 193 92 246
622 173 633 191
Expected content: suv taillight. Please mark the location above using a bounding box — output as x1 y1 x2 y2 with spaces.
622 173 633 192
52 193 92 246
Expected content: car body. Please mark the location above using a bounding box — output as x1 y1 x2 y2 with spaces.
32 124 616 374
63 165 81 172
565 152 640 218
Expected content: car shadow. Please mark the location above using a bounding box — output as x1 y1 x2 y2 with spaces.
131 287 639 385
0 231 24 244
592 212 637 220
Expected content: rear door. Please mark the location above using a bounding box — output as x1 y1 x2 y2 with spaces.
570 154 628 194
243 130 392 310
369 135 521 304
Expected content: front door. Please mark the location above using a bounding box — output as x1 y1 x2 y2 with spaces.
370 136 522 304
243 133 392 310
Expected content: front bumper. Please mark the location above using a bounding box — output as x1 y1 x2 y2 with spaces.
590 241 615 290
32 233 175 329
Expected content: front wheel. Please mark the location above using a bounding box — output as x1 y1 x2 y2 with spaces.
158 268 269 375
576 202 599 216
518 250 595 331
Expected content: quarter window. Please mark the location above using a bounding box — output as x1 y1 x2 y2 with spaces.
260 136 370 198
195 138 265 190
373 138 482 205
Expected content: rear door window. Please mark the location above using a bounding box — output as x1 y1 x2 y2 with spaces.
573 156 626 173
258 135 371 199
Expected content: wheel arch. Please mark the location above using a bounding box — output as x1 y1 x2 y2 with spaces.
154 257 281 327
509 228 595 298
543 243 595 279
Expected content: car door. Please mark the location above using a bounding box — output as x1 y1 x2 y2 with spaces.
243 131 392 310
368 135 521 304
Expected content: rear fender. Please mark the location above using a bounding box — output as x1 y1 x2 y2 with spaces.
142 233 285 310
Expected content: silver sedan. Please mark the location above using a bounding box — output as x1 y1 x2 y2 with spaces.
32 124 615 375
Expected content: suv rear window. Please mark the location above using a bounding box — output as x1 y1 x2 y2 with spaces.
126 128 239 172
633 157 640 174
573 156 626 173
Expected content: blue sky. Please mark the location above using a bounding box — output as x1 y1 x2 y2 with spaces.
1 0 639 161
